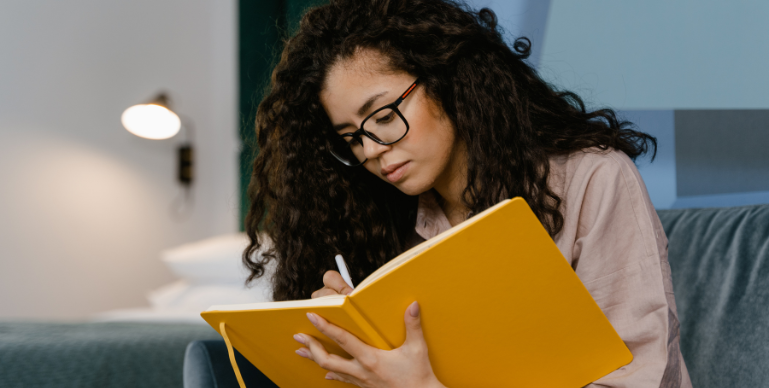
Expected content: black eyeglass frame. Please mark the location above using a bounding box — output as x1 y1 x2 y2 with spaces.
329 78 420 167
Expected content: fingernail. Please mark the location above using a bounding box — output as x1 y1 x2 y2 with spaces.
409 301 420 317
295 348 309 358
293 334 305 344
307 312 319 326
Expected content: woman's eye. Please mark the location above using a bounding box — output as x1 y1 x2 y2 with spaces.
345 136 362 146
375 111 396 124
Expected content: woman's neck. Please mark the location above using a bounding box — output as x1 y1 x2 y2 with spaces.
439 196 470 227
433 142 470 227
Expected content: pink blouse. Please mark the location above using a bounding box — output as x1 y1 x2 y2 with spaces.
414 148 692 388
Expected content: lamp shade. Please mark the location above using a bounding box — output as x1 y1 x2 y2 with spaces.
121 93 181 140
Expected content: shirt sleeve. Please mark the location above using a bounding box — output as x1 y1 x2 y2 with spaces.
552 150 690 388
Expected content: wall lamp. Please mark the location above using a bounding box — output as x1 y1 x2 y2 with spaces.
121 92 194 187
121 93 181 140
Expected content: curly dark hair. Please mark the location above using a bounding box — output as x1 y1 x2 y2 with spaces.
243 0 656 301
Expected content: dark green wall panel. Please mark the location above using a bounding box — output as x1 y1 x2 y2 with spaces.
239 0 283 230
238 0 328 229
284 0 328 35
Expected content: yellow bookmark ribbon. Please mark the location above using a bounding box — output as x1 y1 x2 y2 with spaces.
220 322 247 388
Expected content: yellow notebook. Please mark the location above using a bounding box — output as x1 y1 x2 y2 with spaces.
202 198 633 387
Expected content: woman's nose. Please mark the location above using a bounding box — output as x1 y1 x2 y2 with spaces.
361 136 391 160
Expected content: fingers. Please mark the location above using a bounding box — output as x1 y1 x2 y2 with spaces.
307 312 373 360
311 271 353 299
294 331 359 377
403 301 428 349
311 287 343 299
325 371 357 384
323 271 354 295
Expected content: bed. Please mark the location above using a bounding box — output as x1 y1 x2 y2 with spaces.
0 321 218 388
0 233 273 388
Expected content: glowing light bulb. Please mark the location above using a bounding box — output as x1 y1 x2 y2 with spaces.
121 103 181 140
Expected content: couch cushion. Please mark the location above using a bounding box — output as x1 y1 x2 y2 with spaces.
657 204 769 388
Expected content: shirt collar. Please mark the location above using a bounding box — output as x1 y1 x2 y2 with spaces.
414 190 454 241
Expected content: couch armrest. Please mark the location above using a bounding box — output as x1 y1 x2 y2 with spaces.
183 340 278 388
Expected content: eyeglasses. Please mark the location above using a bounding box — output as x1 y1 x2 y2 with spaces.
328 79 419 167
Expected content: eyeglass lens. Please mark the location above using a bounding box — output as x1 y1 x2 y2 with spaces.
332 108 408 166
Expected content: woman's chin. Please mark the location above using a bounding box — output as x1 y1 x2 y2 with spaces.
391 180 430 197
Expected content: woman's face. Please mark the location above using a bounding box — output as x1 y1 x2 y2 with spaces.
320 50 464 197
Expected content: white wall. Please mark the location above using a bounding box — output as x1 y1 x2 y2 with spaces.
0 0 238 320
540 0 769 110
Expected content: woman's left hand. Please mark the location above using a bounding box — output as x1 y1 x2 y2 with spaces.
293 301 446 388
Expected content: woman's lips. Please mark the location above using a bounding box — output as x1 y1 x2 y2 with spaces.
384 161 409 183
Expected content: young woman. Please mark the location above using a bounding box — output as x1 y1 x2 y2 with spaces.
243 0 691 386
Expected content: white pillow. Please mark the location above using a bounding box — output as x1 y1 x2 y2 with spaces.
94 234 275 322
160 233 270 283
147 279 273 311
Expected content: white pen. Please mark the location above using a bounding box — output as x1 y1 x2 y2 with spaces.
334 254 355 291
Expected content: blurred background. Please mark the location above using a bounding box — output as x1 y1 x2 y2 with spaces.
1 0 767 322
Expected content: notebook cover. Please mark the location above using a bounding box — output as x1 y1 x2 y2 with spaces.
202 198 632 387
202 297 389 387
349 198 633 387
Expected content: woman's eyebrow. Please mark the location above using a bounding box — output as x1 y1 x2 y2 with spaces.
357 91 388 116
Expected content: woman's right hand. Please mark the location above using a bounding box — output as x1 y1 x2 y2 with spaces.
311 270 354 298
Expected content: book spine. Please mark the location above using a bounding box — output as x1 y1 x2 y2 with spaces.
344 299 394 350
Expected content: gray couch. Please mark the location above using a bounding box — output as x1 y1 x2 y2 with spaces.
659 204 769 387
184 203 769 388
